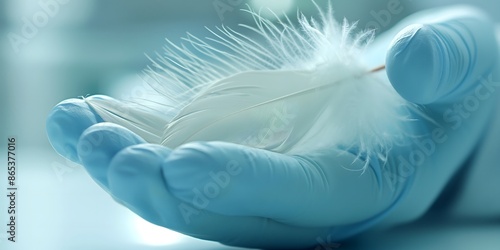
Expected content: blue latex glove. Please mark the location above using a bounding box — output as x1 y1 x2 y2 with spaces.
46 6 499 249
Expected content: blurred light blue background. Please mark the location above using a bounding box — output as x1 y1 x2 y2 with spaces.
0 1 499 249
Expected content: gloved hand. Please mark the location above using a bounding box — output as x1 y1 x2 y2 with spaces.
46 6 499 249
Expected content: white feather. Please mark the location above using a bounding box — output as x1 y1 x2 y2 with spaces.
85 4 417 168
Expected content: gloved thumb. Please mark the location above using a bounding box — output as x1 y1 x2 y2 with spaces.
386 8 498 105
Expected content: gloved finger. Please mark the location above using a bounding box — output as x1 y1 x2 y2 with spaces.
77 122 145 189
46 95 152 163
46 97 104 163
386 7 499 104
107 143 332 250
162 141 398 228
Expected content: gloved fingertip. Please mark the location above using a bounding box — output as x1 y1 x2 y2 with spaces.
109 144 172 179
386 24 441 104
107 144 173 223
46 98 103 163
162 142 220 201
77 123 146 188
387 14 498 105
